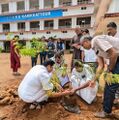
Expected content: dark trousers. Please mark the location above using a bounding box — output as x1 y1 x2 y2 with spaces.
40 52 47 65
31 55 38 67
47 51 54 59
103 58 119 113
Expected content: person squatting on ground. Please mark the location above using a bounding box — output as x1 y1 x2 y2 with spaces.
81 35 119 118
18 60 78 111
71 61 98 104
52 52 80 113
50 52 92 113
10 35 21 76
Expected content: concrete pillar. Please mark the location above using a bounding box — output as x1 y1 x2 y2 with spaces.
72 17 76 28
9 2 17 13
0 4 1 14
72 0 77 6
25 0 29 11
0 24 2 32
10 23 17 32
54 0 59 8
91 16 95 27
39 0 44 9
54 19 58 29
40 20 44 30
91 0 94 3
25 22 30 31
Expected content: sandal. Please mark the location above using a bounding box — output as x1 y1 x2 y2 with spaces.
29 102 38 110
63 104 81 114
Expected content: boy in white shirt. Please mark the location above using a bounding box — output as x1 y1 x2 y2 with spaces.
71 61 98 104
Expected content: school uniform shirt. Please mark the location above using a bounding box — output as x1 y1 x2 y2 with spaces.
18 65 53 103
71 64 98 104
83 48 97 62
71 64 94 88
91 35 119 58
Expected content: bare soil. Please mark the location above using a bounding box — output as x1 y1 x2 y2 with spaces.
0 53 118 120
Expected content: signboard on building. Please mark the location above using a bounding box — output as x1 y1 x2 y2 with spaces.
0 9 63 23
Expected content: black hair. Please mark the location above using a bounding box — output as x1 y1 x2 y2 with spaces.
74 61 83 67
107 22 117 29
14 35 19 38
83 36 93 41
55 51 64 58
83 29 89 34
43 60 55 67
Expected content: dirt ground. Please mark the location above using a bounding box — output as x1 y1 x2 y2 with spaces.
0 53 118 120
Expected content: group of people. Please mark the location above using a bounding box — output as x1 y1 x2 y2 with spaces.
70 22 119 118
10 36 65 75
18 51 97 114
10 21 119 118
31 37 65 67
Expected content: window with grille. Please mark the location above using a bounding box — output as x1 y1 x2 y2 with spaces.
17 1 25 11
30 21 40 30
77 17 91 27
59 19 71 28
59 0 72 6
77 0 91 4
29 0 39 9
1 3 9 13
44 20 54 29
18 22 25 31
2 24 10 32
81 7 87 10
44 0 54 8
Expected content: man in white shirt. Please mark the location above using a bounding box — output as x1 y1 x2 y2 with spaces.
81 35 119 118
107 22 119 38
18 60 75 110
107 22 119 104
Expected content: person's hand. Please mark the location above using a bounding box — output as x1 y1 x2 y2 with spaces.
75 44 81 49
56 84 64 92
63 89 75 95
72 43 78 47
89 80 96 88
69 88 76 95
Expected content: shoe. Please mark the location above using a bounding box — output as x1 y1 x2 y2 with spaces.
94 111 111 118
63 105 81 114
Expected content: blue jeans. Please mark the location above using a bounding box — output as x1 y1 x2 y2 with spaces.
103 58 119 113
